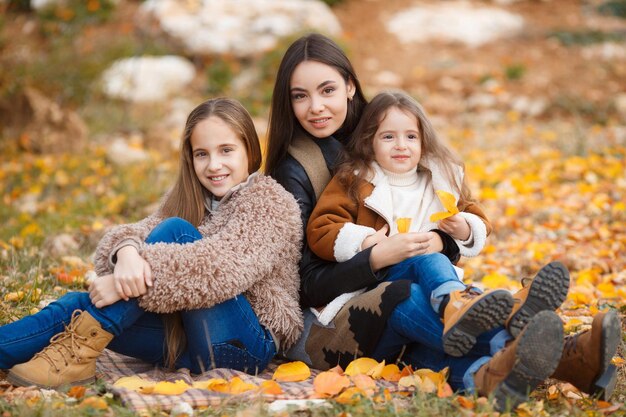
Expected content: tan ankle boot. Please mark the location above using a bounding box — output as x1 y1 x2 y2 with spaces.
442 287 513 357
506 261 570 337
474 310 564 412
7 310 113 388
551 310 621 400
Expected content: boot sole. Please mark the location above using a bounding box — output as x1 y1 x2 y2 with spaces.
6 371 95 389
590 309 621 400
493 310 564 412
443 290 513 357
507 261 570 338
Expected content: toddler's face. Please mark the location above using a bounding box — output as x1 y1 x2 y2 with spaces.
372 107 422 174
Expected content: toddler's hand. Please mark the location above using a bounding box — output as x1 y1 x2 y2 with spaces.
439 214 470 241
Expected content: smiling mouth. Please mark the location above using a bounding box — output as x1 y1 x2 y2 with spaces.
208 175 228 181
310 118 330 125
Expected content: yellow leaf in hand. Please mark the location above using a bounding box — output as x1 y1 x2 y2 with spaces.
272 361 311 382
429 190 459 222
344 357 379 376
396 218 412 233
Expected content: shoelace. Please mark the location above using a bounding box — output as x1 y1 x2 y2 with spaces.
460 285 482 299
35 311 87 372
562 331 586 356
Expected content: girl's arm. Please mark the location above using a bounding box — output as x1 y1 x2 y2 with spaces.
137 182 302 313
93 213 164 277
307 177 375 262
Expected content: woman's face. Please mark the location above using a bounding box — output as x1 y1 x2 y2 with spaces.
191 116 249 200
290 61 355 139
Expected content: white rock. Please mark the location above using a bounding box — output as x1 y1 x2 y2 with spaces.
511 95 548 117
106 137 149 166
138 0 341 57
386 1 524 47
101 56 196 102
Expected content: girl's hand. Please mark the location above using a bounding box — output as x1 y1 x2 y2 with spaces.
361 224 389 250
369 231 439 271
113 246 153 300
89 274 123 308
438 214 470 241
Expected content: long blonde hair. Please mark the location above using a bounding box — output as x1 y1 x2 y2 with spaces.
159 97 262 369
336 90 473 204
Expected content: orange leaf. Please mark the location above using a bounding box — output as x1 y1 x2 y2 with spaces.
381 364 401 382
457 396 475 409
67 386 86 399
79 397 108 410
437 382 453 398
429 211 454 222
351 374 376 396
228 377 258 394
260 380 283 395
272 361 311 382
313 371 351 396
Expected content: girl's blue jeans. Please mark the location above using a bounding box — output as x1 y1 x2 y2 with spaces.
0 217 276 375
373 254 510 392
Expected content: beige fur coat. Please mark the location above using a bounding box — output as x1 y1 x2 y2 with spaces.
93 175 304 348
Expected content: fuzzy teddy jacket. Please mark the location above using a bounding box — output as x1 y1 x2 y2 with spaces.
93 174 304 349
307 160 492 263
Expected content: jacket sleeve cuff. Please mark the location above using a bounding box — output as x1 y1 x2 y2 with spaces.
455 212 487 258
109 238 143 268
431 229 461 264
334 223 377 262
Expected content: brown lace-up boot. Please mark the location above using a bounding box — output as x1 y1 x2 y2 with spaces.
506 261 570 337
442 287 514 357
551 310 621 400
7 310 113 388
473 310 564 412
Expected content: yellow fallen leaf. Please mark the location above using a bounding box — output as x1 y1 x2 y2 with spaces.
335 387 364 405
228 376 258 394
344 357 379 376
114 376 155 391
151 380 190 395
611 356 625 366
272 361 311 382
366 360 385 379
396 218 412 233
313 371 351 396
457 396 475 409
192 378 229 391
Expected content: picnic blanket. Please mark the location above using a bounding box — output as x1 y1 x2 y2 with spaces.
97 349 399 412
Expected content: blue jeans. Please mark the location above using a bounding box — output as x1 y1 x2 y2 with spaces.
371 283 509 392
0 217 276 374
386 253 466 312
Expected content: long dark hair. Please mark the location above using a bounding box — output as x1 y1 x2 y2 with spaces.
336 90 472 204
265 33 367 177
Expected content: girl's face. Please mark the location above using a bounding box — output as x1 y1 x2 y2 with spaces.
290 60 355 139
372 107 422 175
191 116 249 200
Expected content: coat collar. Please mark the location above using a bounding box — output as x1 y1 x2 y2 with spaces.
203 171 260 212
362 160 463 226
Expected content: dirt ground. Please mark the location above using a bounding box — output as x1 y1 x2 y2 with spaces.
333 0 626 125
